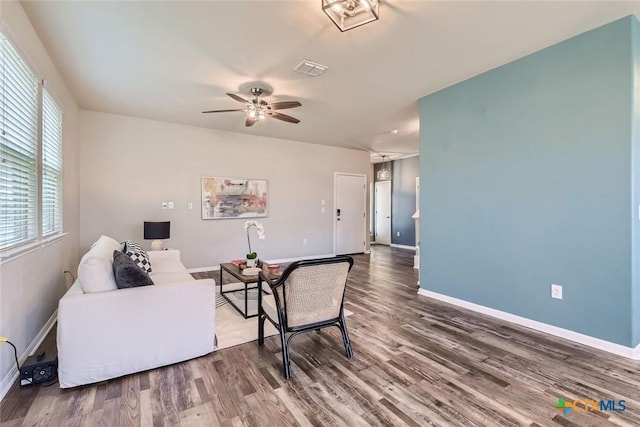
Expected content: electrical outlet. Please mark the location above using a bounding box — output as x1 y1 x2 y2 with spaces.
162 202 168 209
188 202 193 210
303 238 308 245
551 284 563 300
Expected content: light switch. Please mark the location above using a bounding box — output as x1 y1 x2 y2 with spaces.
168 202 174 209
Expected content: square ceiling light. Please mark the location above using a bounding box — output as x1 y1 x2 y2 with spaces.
322 0 379 32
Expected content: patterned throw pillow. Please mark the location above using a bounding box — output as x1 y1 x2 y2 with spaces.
123 240 152 273
112 250 154 288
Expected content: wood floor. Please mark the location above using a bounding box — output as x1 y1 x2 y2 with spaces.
2 246 640 426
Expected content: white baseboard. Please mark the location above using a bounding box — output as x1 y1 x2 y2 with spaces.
187 254 337 273
0 310 58 402
390 244 417 251
264 253 336 264
417 289 640 360
188 266 220 273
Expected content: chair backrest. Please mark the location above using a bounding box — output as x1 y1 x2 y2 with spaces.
276 256 353 328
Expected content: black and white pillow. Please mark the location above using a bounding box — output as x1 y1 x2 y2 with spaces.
123 240 152 273
113 250 154 288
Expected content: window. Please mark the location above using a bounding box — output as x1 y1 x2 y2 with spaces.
42 90 63 236
0 33 63 251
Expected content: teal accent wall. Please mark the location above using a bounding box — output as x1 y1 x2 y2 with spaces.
631 18 640 347
420 16 639 347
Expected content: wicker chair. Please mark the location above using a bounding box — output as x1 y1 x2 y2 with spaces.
257 255 354 379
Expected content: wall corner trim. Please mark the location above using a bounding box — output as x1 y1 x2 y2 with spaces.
0 310 58 402
417 289 640 360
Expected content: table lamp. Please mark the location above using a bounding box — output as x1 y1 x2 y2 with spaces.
144 221 170 251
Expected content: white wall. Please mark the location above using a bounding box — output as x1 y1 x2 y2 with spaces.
79 111 371 268
0 2 80 396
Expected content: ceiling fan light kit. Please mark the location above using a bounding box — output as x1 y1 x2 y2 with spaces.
202 87 301 127
322 0 379 32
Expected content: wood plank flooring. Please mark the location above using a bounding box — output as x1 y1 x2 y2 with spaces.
2 246 640 426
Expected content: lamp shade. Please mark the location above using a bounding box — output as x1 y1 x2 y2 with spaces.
144 221 170 240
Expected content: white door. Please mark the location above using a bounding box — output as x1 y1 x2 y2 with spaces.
335 173 366 255
375 180 392 245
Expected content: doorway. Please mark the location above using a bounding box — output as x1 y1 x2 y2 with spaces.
374 180 391 245
334 173 367 255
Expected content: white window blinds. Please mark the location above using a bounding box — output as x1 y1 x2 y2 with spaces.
42 90 63 236
0 33 39 250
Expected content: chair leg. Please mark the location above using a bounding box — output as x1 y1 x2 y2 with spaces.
258 313 266 346
279 326 292 379
339 313 353 359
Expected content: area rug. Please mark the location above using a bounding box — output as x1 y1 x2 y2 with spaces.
215 285 353 350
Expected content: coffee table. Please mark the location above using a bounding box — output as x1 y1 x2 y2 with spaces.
219 263 282 318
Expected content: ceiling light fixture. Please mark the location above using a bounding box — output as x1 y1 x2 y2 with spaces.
377 155 391 181
322 0 379 32
246 88 269 122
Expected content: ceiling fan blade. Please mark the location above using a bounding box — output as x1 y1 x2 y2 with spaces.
245 116 257 127
202 109 245 113
269 101 302 110
268 111 300 124
227 93 249 103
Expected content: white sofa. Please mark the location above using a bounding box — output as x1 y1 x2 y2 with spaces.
57 236 215 388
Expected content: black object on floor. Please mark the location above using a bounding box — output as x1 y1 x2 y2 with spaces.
20 350 58 386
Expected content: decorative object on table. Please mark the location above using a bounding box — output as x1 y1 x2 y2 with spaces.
232 259 247 269
143 221 170 251
201 177 268 219
244 220 265 267
246 253 258 268
242 267 261 276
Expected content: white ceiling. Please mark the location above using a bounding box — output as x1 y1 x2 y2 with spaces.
20 1 640 162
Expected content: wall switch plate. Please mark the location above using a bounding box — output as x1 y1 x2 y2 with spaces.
551 284 563 300
162 202 168 209
321 207 326 213
168 202 174 209
397 231 401 237
303 238 308 245
188 202 193 210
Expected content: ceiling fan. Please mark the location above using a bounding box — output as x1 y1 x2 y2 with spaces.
202 88 301 127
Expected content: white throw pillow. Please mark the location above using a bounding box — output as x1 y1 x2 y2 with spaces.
78 235 121 293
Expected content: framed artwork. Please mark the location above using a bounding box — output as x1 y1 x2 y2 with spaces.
201 177 268 220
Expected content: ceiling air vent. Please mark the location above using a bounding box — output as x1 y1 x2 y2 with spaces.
293 60 328 77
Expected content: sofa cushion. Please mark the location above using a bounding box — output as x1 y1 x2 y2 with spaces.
113 251 154 288
123 240 152 273
78 235 122 293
